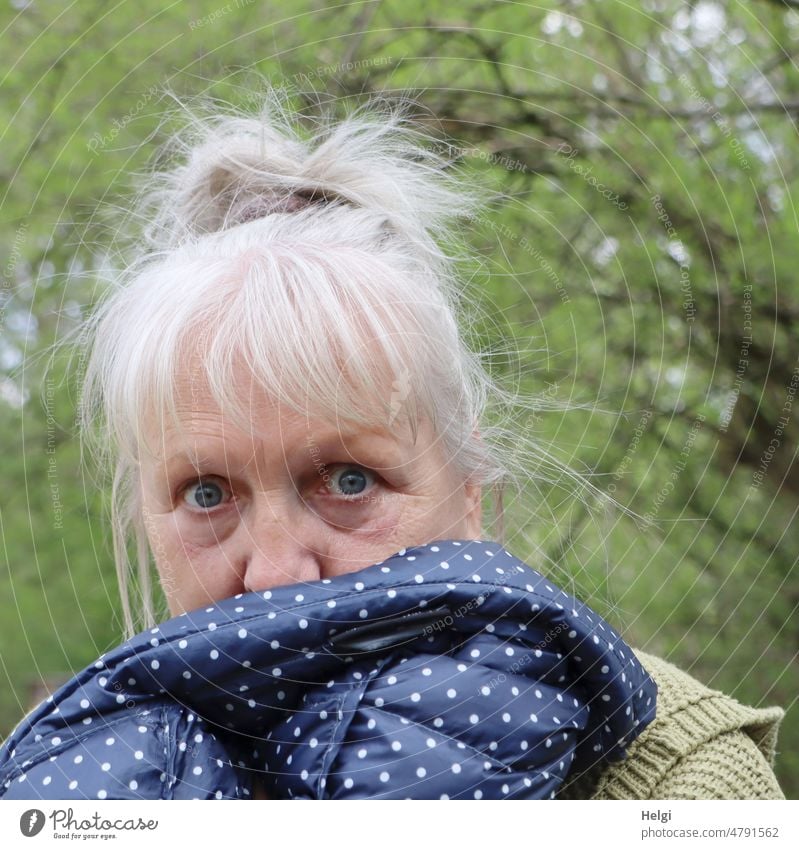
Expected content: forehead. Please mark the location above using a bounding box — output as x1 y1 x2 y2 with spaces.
142 362 431 471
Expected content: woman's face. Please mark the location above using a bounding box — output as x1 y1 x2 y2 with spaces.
139 368 483 615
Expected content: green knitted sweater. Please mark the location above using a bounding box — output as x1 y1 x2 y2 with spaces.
557 649 786 800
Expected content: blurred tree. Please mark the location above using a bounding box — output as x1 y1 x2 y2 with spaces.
0 0 796 796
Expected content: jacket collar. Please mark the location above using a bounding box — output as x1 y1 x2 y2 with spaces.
4 539 657 776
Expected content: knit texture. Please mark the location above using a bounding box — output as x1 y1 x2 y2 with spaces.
557 649 785 800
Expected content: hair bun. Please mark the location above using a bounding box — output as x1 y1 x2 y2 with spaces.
232 189 329 222
200 138 348 230
157 125 346 243
205 163 335 227
130 86 487 257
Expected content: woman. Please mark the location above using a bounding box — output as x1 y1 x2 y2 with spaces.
0 87 785 799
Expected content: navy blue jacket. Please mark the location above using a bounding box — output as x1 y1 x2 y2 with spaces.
0 539 657 799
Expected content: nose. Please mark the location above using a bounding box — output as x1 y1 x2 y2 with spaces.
240 505 325 594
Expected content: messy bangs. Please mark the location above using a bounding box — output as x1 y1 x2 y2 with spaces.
88 232 463 471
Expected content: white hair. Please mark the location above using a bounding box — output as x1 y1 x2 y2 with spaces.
79 84 605 637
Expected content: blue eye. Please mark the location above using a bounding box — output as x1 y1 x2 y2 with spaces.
183 480 226 509
328 466 374 497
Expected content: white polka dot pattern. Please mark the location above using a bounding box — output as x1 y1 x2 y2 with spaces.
0 539 656 800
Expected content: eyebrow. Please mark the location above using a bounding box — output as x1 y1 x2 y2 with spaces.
294 429 408 471
160 427 410 478
161 450 231 480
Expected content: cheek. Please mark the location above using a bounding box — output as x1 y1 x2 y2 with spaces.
143 515 187 605
144 513 234 611
323 492 456 579
142 512 182 573
397 471 473 542
158 546 241 616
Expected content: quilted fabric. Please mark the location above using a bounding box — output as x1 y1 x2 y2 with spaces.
0 538 657 799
